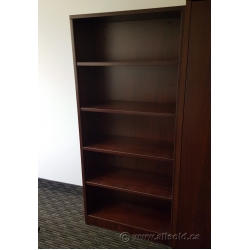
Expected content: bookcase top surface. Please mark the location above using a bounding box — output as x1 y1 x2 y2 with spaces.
70 6 184 21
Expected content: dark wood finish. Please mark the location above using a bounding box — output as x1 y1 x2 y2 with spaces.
73 17 181 62
81 112 176 147
88 201 171 234
83 136 174 161
77 60 179 66
69 4 211 248
86 167 172 200
71 7 182 246
171 4 192 248
87 215 169 245
70 6 184 20
95 113 175 142
84 151 174 177
76 66 178 106
175 1 211 248
95 66 178 104
69 19 89 223
81 100 175 117
76 67 97 106
85 187 172 235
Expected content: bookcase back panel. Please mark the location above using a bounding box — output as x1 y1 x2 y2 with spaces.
96 66 178 103
77 66 178 105
73 22 96 62
83 151 173 180
77 67 97 105
81 112 175 143
86 185 172 214
94 18 181 61
73 17 181 61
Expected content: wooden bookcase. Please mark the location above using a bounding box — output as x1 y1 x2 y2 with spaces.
70 2 211 248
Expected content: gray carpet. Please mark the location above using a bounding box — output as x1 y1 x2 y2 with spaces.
38 178 169 249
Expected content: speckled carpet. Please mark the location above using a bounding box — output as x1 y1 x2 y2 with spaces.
38 178 169 249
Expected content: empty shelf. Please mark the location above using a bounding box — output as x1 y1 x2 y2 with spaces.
77 60 179 66
86 168 172 200
81 101 176 117
83 136 174 161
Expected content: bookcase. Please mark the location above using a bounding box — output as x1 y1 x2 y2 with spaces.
70 2 211 248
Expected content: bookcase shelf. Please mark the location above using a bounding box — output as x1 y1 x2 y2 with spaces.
88 200 171 234
77 60 179 66
81 100 176 117
83 136 174 161
86 167 172 200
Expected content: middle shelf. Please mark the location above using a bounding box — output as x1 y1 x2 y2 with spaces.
81 100 176 117
86 167 172 200
83 136 174 161
76 59 179 66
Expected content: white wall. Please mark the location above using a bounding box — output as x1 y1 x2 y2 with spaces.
38 0 186 186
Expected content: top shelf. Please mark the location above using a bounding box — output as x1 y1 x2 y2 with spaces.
76 60 179 66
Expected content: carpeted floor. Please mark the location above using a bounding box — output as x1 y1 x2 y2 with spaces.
38 178 169 249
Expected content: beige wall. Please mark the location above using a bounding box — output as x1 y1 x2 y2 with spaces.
38 0 186 185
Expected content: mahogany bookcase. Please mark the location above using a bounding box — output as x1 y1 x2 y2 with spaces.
70 1 210 248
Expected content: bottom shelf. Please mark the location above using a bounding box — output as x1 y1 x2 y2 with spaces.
88 201 171 234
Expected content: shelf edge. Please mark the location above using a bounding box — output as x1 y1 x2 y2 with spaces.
85 181 172 200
